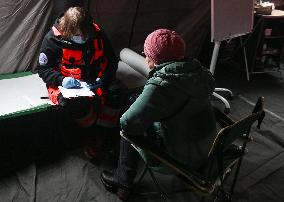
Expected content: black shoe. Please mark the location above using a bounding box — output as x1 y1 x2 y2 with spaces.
101 170 131 201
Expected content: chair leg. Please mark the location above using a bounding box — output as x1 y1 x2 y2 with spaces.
229 154 246 201
220 189 231 202
212 186 222 202
134 164 148 185
212 186 231 202
147 167 169 202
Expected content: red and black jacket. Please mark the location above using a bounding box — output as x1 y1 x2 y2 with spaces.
36 20 118 92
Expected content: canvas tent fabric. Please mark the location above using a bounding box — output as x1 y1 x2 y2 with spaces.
0 0 210 75
89 0 211 58
0 0 53 74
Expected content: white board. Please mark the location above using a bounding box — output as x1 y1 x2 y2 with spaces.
211 0 254 42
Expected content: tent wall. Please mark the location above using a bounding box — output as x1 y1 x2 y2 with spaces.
89 0 211 58
0 0 210 74
0 0 53 74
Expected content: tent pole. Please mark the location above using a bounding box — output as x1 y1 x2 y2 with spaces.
128 0 141 48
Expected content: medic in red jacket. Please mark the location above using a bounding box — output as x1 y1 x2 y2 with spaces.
36 7 119 128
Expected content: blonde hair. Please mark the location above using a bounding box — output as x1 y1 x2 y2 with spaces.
58 7 93 39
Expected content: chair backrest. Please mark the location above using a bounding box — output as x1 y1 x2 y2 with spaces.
208 97 265 157
208 112 262 157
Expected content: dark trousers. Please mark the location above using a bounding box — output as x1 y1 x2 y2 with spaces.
114 138 139 188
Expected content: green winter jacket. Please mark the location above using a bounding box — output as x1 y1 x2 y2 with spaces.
120 58 217 173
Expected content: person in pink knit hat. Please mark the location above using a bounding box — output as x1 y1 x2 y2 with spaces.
144 28 186 67
101 29 216 201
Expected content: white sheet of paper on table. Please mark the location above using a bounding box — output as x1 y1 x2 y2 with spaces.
58 81 95 98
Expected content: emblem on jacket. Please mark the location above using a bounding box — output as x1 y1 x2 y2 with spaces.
39 52 48 65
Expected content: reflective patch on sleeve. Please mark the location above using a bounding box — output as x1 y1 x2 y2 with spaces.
39 52 48 65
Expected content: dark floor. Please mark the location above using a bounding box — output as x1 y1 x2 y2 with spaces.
0 60 283 202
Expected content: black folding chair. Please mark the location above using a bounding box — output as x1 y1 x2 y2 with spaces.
120 97 265 201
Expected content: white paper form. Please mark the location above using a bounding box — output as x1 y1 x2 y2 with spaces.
58 81 95 98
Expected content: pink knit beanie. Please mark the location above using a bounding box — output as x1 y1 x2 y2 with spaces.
143 29 186 64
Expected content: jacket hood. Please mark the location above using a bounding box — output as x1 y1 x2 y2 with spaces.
152 58 215 98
